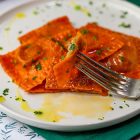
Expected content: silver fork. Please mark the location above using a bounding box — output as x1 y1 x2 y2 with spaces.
76 52 140 99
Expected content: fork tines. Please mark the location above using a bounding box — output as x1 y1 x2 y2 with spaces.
76 52 130 93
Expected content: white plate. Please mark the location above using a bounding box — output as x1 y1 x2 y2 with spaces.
0 0 140 132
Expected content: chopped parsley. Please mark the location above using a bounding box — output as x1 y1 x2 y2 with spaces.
120 11 128 18
68 33 72 38
63 34 72 41
80 29 89 35
3 88 9 96
25 45 31 49
22 99 26 102
56 3 62 7
96 50 102 55
33 11 39 15
119 106 123 109
89 1 93 5
61 55 65 60
69 44 76 51
98 117 104 120
0 47 3 50
37 51 41 54
125 104 130 107
32 59 36 63
74 5 81 10
51 38 65 49
35 63 42 70
32 76 37 80
92 22 98 25
15 97 20 101
99 11 103 14
119 22 131 28
111 107 114 110
109 94 112 97
87 12 92 17
119 56 125 62
93 35 97 40
102 3 106 8
5 27 10 31
34 111 43 115
18 30 23 34
43 57 48 60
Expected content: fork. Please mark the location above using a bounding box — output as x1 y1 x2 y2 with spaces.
76 52 140 99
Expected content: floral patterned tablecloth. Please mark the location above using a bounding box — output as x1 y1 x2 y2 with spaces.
0 112 44 140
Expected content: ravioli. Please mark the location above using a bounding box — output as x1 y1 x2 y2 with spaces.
19 16 74 44
1 16 140 96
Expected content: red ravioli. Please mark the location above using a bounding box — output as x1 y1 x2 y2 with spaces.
1 16 140 96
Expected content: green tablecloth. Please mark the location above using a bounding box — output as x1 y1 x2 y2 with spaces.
31 115 140 140
31 0 140 139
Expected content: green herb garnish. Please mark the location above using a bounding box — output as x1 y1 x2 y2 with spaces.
32 59 36 63
37 51 41 54
33 11 39 15
0 47 3 50
43 57 48 60
22 99 26 102
109 94 112 97
93 35 97 40
111 107 114 110
5 27 10 31
61 55 65 60
35 63 42 70
87 12 92 17
125 104 130 107
96 50 102 55
92 22 98 25
98 117 104 120
119 22 131 28
15 97 20 101
119 56 125 62
74 5 81 10
89 1 93 5
18 30 23 34
120 11 128 18
3 88 9 96
69 44 76 51
80 29 89 35
32 76 37 80
102 3 106 8
99 11 103 14
56 3 62 7
34 111 43 115
68 33 72 38
25 45 31 49
64 33 72 41
51 38 65 49
119 106 123 109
